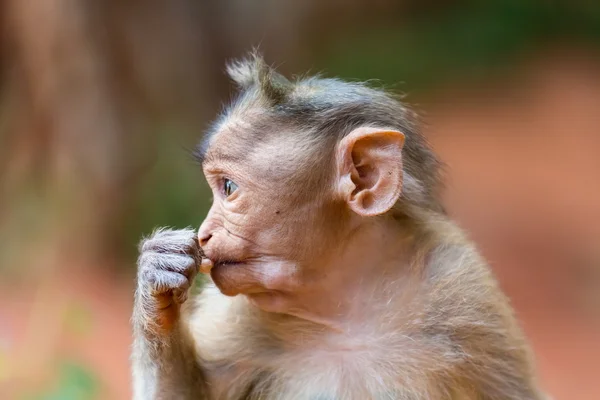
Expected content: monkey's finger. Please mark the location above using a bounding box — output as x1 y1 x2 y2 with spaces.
138 252 197 278
146 270 190 295
141 228 198 255
173 288 189 304
199 258 214 274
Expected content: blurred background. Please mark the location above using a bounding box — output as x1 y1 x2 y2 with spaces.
0 0 599 398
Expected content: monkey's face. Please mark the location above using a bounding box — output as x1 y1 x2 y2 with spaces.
198 121 405 312
198 124 344 307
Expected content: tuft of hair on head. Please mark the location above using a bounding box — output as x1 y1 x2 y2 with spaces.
226 50 294 105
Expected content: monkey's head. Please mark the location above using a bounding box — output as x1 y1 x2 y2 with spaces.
196 53 443 310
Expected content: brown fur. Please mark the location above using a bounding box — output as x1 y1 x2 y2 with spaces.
179 216 543 399
131 54 547 399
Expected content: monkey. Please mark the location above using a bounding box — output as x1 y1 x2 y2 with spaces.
131 53 548 399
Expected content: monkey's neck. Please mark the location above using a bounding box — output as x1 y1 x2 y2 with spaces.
260 216 427 332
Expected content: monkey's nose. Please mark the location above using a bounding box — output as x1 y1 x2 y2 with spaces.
198 232 212 247
197 229 214 273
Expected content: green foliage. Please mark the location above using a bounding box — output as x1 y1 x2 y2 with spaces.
20 361 98 400
321 0 600 91
17 301 98 400
120 124 212 261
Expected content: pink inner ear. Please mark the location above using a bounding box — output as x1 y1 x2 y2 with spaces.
359 191 375 210
351 145 378 187
355 164 378 187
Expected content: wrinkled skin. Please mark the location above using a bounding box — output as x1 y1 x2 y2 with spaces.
196 124 406 318
199 128 325 304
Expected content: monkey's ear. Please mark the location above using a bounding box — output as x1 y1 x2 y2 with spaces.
336 127 405 217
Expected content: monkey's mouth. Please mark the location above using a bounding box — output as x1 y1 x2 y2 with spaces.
199 255 246 274
210 258 250 272
214 260 244 268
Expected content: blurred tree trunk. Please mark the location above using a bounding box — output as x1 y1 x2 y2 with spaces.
1 0 132 268
0 0 218 271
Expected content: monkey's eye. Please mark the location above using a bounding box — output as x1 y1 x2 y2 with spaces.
223 179 238 197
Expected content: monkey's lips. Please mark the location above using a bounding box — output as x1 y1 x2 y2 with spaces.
200 258 245 275
199 251 247 274
214 260 245 269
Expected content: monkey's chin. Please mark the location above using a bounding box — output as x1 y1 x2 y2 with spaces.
210 262 270 297
210 259 295 306
210 263 244 296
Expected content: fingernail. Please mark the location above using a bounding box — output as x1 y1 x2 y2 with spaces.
199 258 214 274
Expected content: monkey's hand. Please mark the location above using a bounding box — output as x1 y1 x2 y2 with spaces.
132 228 208 399
133 227 202 337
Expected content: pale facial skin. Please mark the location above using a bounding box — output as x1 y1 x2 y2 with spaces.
198 123 407 325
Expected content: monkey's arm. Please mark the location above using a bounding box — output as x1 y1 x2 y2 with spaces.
131 228 208 400
132 311 207 400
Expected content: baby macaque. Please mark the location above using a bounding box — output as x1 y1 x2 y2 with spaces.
131 53 547 399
